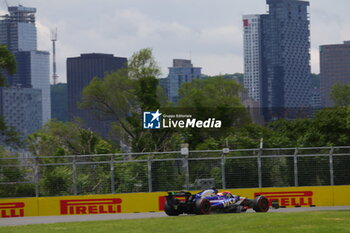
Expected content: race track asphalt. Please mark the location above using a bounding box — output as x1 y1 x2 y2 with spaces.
1 206 350 226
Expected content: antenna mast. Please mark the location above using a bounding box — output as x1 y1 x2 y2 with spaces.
4 0 9 7
51 28 58 85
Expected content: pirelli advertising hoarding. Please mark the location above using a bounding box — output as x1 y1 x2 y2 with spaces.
1 185 350 218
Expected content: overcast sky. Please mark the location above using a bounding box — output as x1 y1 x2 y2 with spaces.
1 0 350 83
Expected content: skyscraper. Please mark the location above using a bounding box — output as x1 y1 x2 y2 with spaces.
243 0 311 121
0 5 51 124
320 41 350 107
167 59 202 103
67 53 127 137
243 15 262 106
0 6 37 51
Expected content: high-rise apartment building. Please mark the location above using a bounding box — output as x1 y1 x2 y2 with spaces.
243 0 311 121
320 41 350 107
67 53 127 137
167 59 202 103
243 15 262 106
0 5 51 125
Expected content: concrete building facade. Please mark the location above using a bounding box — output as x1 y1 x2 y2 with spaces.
0 87 42 137
67 53 127 137
167 59 202 103
320 41 350 107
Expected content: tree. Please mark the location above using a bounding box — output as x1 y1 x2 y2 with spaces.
128 48 161 80
26 120 118 196
0 147 36 198
82 48 179 152
0 117 22 148
27 120 116 157
177 76 250 149
330 83 350 106
0 46 20 147
0 45 16 87
80 69 138 139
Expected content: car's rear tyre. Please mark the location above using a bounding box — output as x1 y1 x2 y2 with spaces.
194 198 211 215
253 196 269 212
164 200 181 216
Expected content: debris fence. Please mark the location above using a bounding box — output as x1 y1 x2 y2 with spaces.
1 146 350 198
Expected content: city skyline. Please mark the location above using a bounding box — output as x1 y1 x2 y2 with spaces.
0 0 349 83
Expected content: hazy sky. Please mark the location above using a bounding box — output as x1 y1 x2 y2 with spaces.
1 0 350 83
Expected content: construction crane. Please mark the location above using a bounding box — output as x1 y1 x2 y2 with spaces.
51 28 59 85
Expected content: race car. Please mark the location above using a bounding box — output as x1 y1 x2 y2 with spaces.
164 189 271 216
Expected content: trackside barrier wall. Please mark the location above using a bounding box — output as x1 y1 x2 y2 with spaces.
1 185 350 218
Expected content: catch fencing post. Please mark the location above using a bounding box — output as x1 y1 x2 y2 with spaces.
148 156 152 192
257 139 263 188
73 156 77 195
110 154 115 194
222 148 229 189
181 144 190 190
294 148 299 187
184 156 189 190
329 147 335 186
34 156 39 197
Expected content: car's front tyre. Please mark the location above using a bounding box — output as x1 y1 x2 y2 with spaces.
253 196 269 212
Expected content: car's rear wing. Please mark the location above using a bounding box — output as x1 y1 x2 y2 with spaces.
166 191 196 205
167 191 192 197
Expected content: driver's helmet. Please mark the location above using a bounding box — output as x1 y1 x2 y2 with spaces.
201 189 216 197
217 191 232 197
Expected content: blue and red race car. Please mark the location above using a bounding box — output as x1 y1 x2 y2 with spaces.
164 189 271 216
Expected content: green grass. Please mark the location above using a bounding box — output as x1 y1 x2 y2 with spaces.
1 211 350 233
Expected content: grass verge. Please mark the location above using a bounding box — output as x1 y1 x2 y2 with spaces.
1 211 350 233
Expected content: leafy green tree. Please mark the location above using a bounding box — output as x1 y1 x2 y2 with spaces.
82 48 179 152
269 118 314 147
177 76 250 149
0 45 16 86
27 120 116 157
269 107 350 148
0 46 21 147
0 117 22 148
0 148 35 197
128 48 161 80
26 120 118 196
330 83 350 106
304 107 350 147
266 107 350 186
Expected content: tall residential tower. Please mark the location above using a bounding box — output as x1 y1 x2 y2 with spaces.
243 0 311 121
243 15 262 106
